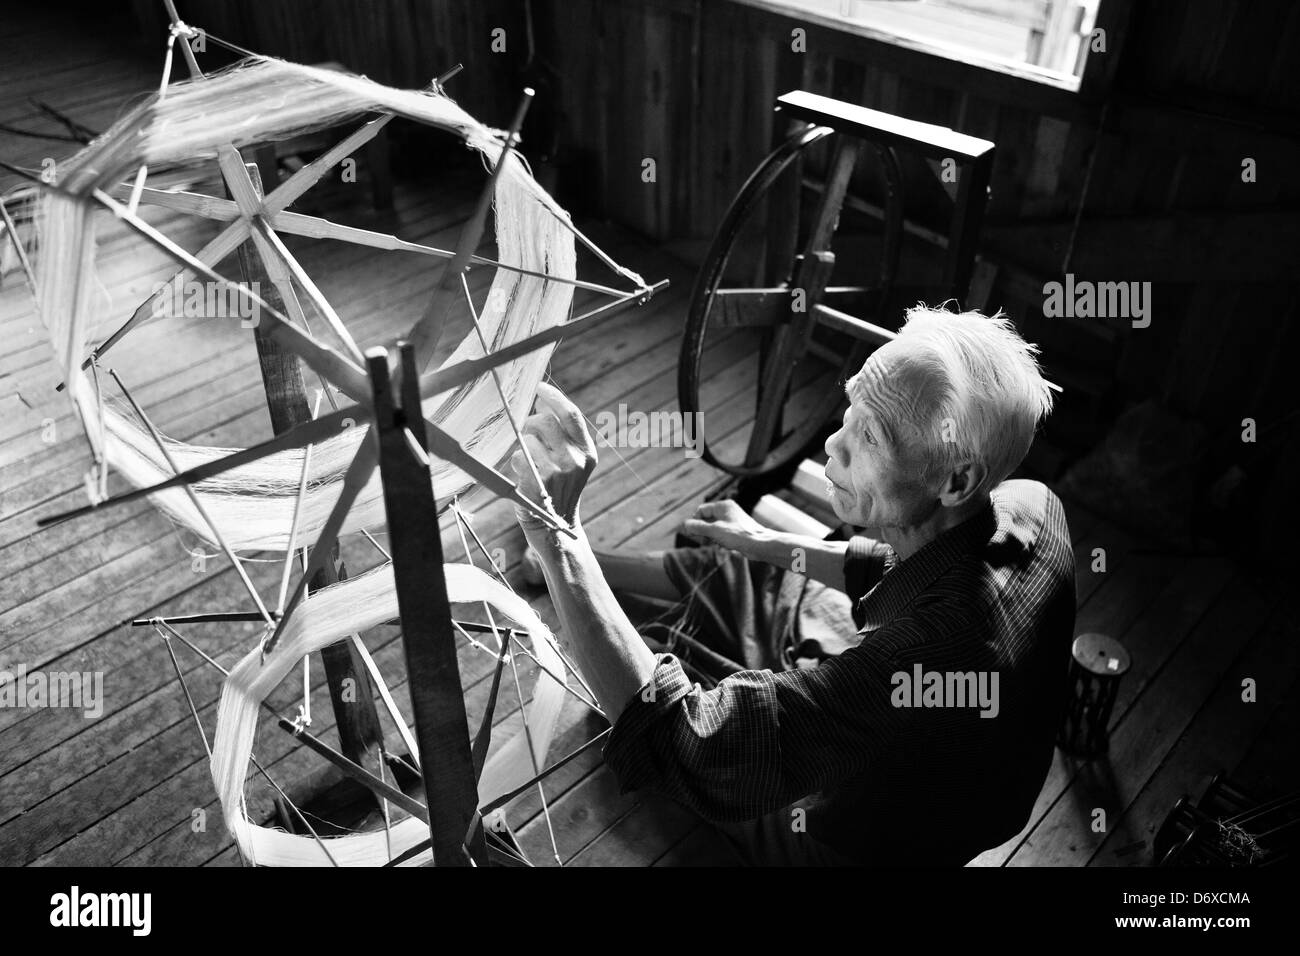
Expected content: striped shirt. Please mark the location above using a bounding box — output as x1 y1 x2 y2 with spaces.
604 479 1076 864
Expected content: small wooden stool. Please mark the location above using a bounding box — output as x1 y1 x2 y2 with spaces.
1057 632 1131 757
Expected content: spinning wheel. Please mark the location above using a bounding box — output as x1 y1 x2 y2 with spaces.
679 90 996 477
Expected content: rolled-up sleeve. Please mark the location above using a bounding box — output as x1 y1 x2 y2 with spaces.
603 637 908 822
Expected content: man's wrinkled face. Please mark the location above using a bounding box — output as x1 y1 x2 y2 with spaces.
823 343 943 531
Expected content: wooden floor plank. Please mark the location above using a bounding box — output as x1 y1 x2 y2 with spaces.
1007 570 1276 866
567 795 700 867
651 824 738 866
1090 603 1300 865
967 551 1230 866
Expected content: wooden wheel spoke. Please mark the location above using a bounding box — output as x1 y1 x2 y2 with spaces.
110 182 238 220
710 287 791 328
812 302 899 345
743 317 806 467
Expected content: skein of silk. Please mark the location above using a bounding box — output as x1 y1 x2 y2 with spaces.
211 563 568 867
33 56 590 550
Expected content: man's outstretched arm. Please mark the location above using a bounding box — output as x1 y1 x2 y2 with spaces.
681 499 850 588
508 382 654 723
530 527 656 724
681 500 890 600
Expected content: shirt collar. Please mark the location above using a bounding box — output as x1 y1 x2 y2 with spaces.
856 498 998 632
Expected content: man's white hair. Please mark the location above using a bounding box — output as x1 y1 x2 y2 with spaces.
851 304 1054 496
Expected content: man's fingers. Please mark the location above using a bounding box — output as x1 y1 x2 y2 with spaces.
520 432 550 470
693 502 719 521
532 414 571 456
512 434 550 487
508 448 528 482
680 518 718 540
534 381 593 451
694 500 735 521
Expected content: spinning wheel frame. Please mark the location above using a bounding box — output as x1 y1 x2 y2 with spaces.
678 121 907 477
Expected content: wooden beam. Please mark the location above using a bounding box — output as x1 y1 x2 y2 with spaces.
370 342 486 867
235 147 387 794
777 89 994 163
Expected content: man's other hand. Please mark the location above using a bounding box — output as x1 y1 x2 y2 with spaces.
680 499 771 558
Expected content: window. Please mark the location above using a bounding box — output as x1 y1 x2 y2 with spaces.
742 0 1102 90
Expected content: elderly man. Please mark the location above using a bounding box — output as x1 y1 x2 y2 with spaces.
509 305 1075 866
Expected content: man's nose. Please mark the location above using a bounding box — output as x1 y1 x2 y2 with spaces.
825 425 845 464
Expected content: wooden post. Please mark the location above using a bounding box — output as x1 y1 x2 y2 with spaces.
944 151 993 304
234 146 386 787
369 342 486 866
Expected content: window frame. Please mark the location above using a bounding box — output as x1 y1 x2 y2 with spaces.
725 0 1134 117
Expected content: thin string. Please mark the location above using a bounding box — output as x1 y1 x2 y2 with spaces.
478 727 611 817
450 502 561 865
249 752 340 867
156 624 212 759
359 528 391 561
376 742 395 862
448 501 604 714
0 196 37 300
542 370 655 498
459 272 554 517
295 645 310 733
125 30 178 217
349 632 421 764
87 357 108 499
452 618 599 715
277 392 322 615
503 624 561 865
107 367 274 626
154 618 340 866
200 28 261 62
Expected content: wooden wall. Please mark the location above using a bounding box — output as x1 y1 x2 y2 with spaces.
129 0 1299 532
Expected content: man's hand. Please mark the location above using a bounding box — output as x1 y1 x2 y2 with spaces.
683 500 852 584
509 382 597 540
680 499 772 559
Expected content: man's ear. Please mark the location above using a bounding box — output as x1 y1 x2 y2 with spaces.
938 461 986 508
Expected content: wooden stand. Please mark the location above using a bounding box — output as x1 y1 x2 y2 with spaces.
368 341 486 866
235 147 387 788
